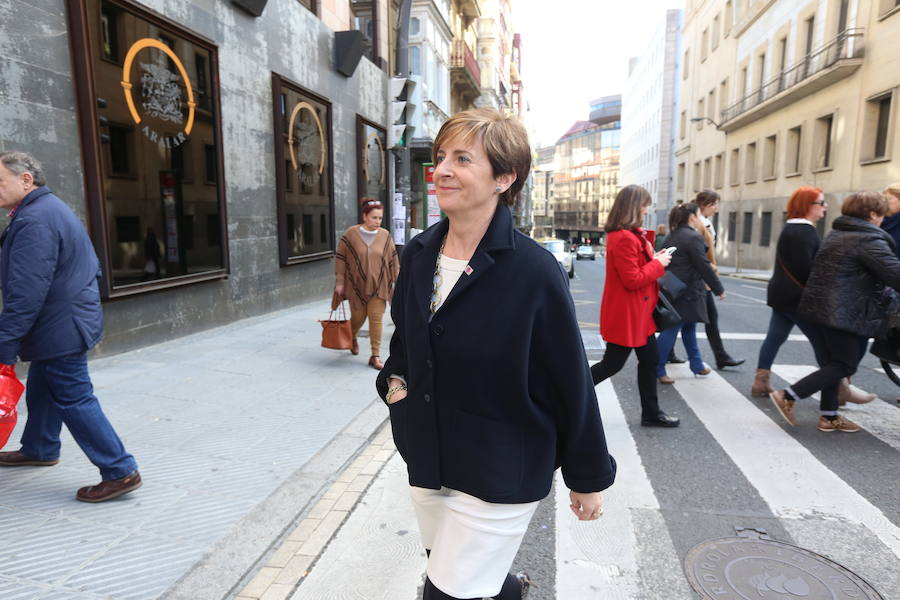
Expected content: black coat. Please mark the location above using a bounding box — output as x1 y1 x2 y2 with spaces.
799 216 900 338
767 222 820 313
663 225 724 324
376 205 616 503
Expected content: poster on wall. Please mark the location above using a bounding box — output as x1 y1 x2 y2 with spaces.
392 192 406 246
423 164 440 227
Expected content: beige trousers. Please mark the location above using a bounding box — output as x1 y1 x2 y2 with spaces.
350 298 386 357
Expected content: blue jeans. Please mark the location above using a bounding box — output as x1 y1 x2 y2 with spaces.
20 353 137 480
756 310 827 370
657 322 705 376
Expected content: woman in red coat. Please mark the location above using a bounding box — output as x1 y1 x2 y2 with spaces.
591 185 680 427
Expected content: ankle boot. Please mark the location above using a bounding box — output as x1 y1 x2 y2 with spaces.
751 368 774 397
837 377 876 405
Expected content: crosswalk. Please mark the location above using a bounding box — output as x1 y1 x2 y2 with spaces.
290 363 900 600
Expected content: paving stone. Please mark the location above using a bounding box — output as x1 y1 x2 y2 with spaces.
347 474 374 493
274 554 315 585
287 518 322 543
333 491 362 512
266 541 303 569
260 583 296 600
241 566 281 598
298 511 348 556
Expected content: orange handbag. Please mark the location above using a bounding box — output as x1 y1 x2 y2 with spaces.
320 301 353 350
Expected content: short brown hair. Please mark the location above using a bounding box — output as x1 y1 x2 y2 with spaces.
841 191 889 219
695 189 720 208
785 186 823 219
605 185 651 232
432 108 531 206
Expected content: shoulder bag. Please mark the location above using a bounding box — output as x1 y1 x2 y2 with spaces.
653 290 682 332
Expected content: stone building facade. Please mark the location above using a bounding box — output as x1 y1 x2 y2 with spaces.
0 0 390 354
676 0 900 269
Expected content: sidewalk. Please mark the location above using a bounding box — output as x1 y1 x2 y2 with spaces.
716 265 772 282
0 298 389 600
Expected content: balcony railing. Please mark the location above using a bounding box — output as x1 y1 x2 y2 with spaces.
720 28 864 129
450 39 481 92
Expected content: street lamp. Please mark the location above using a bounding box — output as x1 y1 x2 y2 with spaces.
690 116 723 130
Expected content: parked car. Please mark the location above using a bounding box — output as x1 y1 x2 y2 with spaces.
576 245 596 260
538 238 575 279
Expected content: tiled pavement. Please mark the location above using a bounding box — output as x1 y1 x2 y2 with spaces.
0 299 389 600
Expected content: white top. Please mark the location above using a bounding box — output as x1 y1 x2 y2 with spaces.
786 218 815 226
357 226 378 247
700 214 716 244
433 255 469 312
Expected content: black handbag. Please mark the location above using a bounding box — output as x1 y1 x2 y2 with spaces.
658 270 687 300
653 291 682 332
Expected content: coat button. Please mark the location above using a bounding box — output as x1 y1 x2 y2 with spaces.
644 296 649 301
433 325 444 335
424 394 431 402
426 359 433 369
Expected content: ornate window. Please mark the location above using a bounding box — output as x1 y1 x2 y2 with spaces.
272 75 334 265
67 0 227 296
356 117 387 221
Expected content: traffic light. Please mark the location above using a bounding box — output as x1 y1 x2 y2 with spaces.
388 76 417 149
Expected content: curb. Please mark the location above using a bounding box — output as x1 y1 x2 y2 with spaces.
235 424 395 600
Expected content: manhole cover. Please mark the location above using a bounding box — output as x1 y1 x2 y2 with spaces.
684 534 884 599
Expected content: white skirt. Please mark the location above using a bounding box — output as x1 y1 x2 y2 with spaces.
410 486 539 598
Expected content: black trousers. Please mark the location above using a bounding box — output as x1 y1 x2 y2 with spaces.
422 548 521 600
789 326 867 412
590 334 660 419
704 291 731 363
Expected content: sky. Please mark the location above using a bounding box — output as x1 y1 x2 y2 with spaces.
514 0 684 148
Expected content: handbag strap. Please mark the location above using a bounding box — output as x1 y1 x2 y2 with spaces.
328 301 348 321
776 252 804 289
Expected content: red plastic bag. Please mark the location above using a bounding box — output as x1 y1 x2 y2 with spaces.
0 364 24 450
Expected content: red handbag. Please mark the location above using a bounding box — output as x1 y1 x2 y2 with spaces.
320 302 353 350
0 364 25 450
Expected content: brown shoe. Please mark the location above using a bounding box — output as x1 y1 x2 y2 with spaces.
693 367 711 377
658 375 675 385
837 378 876 405
751 368 774 397
350 338 359 355
0 450 59 467
368 355 384 370
76 471 142 503
769 390 797 426
817 415 860 433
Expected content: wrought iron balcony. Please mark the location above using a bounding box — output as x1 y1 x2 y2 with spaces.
450 38 481 98
720 28 864 132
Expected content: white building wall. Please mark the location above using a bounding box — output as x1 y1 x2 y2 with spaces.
621 9 683 228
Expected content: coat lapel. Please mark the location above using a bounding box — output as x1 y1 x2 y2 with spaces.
409 219 449 322
435 205 515 315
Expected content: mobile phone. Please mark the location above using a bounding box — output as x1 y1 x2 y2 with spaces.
664 246 677 255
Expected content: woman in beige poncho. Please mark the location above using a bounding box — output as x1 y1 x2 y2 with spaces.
334 198 400 369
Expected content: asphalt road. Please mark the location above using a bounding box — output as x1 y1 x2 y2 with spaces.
511 254 900 600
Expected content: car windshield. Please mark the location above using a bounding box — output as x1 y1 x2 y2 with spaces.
544 241 565 253
578 245 591 250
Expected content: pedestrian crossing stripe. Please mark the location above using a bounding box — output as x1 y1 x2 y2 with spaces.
666 363 900 559
289 364 900 600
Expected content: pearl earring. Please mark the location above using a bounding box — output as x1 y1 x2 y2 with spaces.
495 186 502 193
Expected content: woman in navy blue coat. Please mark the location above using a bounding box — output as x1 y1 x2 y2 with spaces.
376 109 616 600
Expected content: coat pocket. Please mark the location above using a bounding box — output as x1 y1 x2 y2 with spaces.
387 400 409 462
452 409 523 499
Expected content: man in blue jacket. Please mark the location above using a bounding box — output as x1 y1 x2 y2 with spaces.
0 152 140 502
